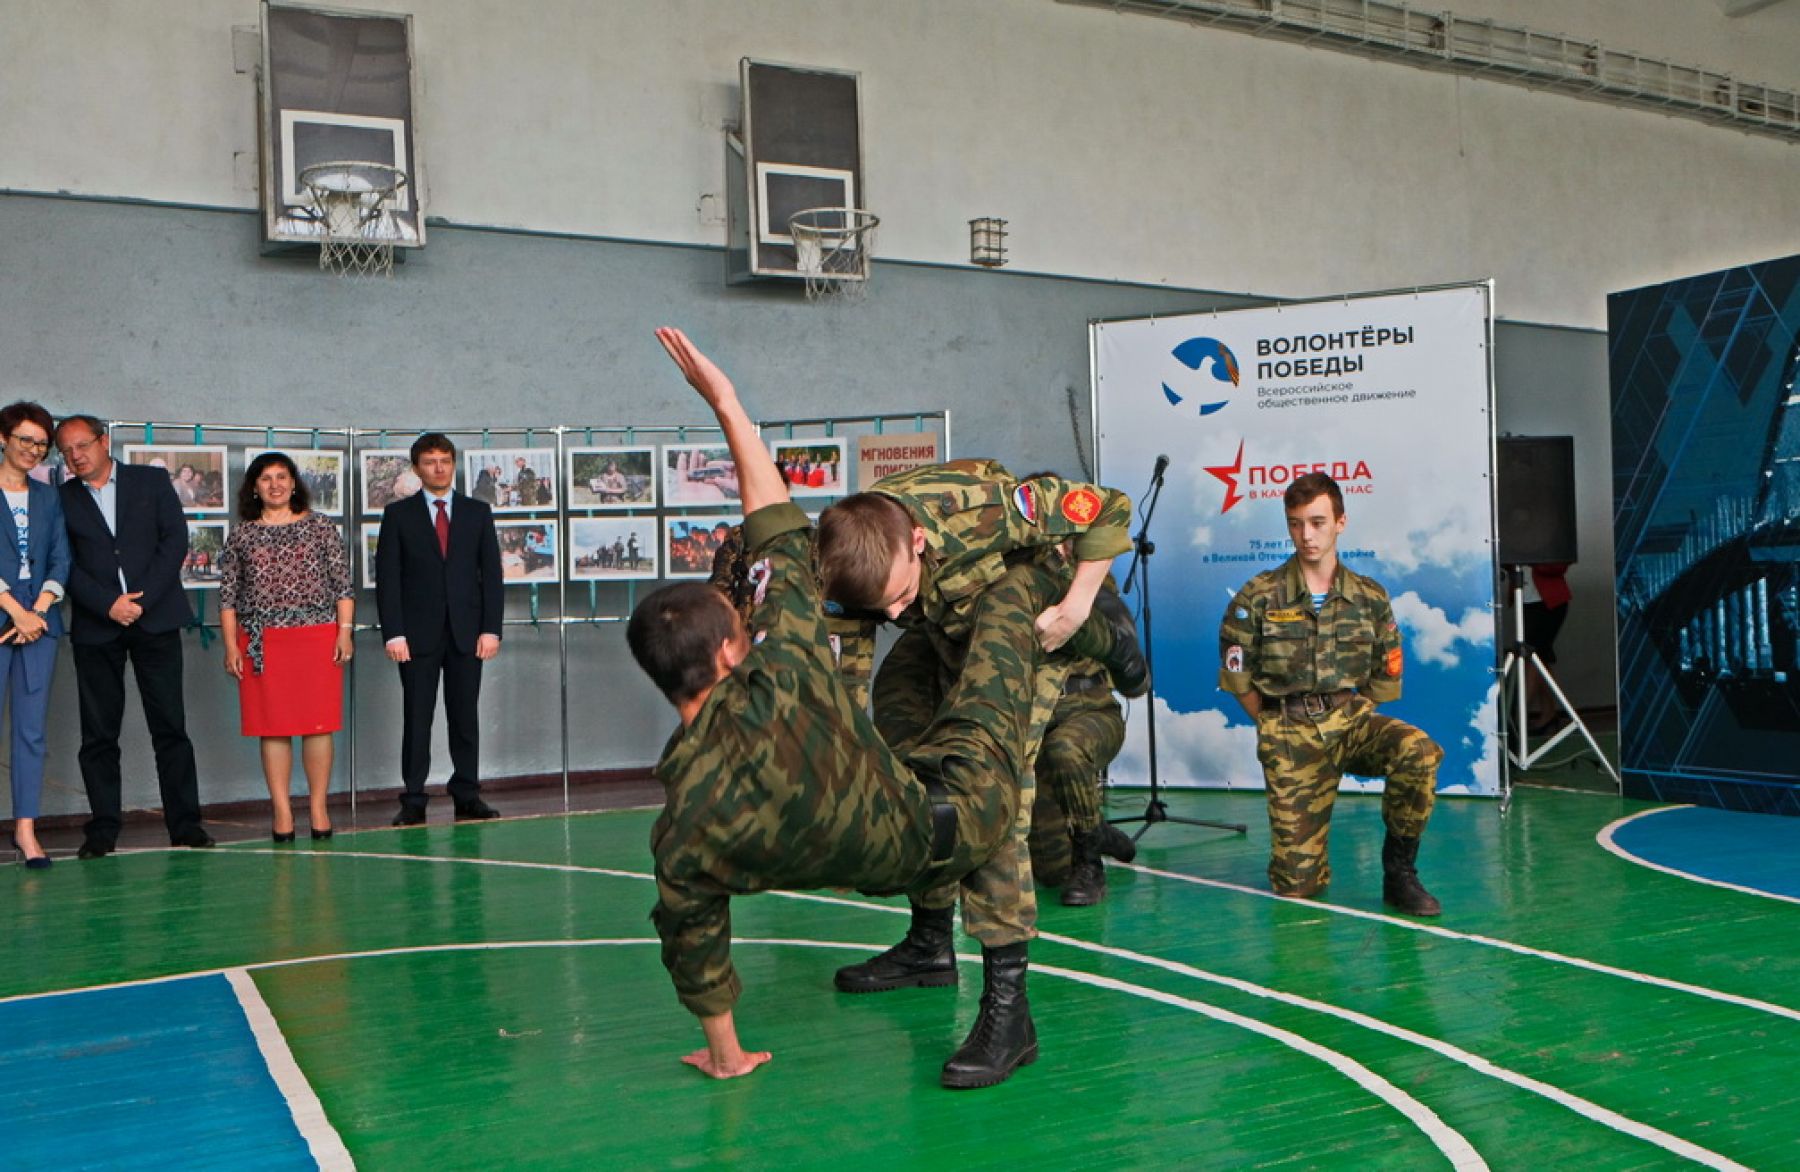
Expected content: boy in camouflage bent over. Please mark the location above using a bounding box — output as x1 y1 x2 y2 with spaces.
630 329 1113 1087
1217 472 1444 915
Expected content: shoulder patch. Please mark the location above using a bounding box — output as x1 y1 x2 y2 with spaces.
1385 647 1403 676
1061 487 1103 525
1224 644 1245 673
1234 606 1249 620
747 558 773 606
1012 483 1039 524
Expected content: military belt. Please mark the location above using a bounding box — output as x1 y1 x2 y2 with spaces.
1062 672 1108 696
922 778 959 865
1273 689 1356 720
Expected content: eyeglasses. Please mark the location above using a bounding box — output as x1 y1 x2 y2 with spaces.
8 436 50 454
57 437 101 459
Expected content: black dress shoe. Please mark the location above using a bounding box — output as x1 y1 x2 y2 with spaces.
77 841 114 861
272 831 296 844
311 827 334 841
172 829 216 849
392 806 427 827
453 799 500 822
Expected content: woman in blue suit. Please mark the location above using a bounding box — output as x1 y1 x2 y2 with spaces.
0 401 72 869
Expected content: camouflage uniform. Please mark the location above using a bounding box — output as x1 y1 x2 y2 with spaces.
862 461 1133 938
1218 556 1443 896
710 524 876 708
1036 661 1125 832
652 503 1065 1018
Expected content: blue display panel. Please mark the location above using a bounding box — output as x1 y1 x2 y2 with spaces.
1609 255 1800 815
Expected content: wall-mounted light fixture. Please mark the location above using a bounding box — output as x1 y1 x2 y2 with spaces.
969 217 1009 268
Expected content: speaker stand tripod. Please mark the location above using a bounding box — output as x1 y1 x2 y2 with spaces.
1109 456 1248 843
1496 565 1619 815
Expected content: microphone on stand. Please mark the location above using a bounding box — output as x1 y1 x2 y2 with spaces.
1152 453 1170 482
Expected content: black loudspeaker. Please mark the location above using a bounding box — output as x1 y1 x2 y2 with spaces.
1496 436 1578 565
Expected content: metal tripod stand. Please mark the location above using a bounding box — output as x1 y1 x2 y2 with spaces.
1109 456 1248 842
1496 565 1619 813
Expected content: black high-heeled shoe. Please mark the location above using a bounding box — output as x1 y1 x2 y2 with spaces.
310 827 334 841
272 830 296 843
12 836 52 870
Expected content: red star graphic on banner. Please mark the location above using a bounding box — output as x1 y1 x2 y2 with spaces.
1205 440 1246 514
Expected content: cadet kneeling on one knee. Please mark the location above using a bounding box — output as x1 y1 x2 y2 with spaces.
1217 471 1444 916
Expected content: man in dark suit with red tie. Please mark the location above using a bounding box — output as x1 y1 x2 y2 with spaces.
376 433 505 825
54 414 213 855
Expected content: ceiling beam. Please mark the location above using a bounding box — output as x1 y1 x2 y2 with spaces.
1721 0 1790 18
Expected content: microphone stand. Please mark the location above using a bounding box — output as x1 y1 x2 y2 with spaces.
1109 456 1248 842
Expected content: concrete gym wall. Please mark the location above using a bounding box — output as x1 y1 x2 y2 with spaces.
2 0 1796 328
0 194 1263 815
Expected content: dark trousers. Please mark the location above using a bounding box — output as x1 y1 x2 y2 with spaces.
72 627 203 846
397 629 483 809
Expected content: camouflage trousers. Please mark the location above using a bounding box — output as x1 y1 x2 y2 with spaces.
1255 694 1442 896
873 579 1076 947
1026 685 1125 885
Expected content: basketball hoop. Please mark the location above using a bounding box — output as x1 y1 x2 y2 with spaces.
787 207 879 302
298 161 408 278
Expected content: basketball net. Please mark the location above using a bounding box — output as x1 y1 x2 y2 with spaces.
300 162 408 278
788 208 879 303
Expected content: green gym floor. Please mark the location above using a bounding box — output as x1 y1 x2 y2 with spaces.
4 777 1797 1170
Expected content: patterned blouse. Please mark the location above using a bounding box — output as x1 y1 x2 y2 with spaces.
219 512 353 671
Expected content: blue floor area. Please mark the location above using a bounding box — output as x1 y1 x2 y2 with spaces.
0 975 317 1170
1612 805 1800 900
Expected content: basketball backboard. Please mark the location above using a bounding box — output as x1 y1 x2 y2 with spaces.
258 2 424 251
726 59 864 285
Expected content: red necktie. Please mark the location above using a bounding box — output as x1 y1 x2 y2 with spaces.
435 499 450 557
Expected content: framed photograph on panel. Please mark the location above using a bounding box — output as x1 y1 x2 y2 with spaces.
360 522 381 587
568 446 656 510
121 445 230 513
466 449 556 513
249 449 346 516
665 516 741 580
497 519 558 584
181 520 228 590
663 444 741 507
569 517 659 581
360 451 424 514
769 437 849 497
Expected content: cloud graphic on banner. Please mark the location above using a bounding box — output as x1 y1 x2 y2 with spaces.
1390 591 1492 668
1189 523 1214 549
1114 698 1261 787
1439 681 1501 795
1378 505 1489 575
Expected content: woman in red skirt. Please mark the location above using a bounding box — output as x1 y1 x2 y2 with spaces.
219 452 355 841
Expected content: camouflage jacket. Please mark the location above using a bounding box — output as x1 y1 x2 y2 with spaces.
872 459 1132 645
1217 555 1404 702
652 503 934 1018
709 521 878 706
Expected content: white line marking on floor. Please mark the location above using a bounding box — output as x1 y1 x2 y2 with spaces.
224 968 356 1171
1032 936 1747 1170
12 851 1761 1170
1113 860 1800 1022
1596 806 1800 907
23 939 1489 1169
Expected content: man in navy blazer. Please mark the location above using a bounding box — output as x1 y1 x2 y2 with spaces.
54 415 212 854
377 432 505 825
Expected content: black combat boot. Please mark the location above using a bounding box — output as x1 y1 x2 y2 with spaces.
1094 819 1138 864
834 904 959 992
1060 827 1107 906
1092 589 1151 698
1381 833 1442 917
940 942 1037 1089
